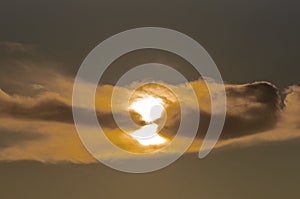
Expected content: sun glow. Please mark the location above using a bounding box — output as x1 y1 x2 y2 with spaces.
129 95 164 123
128 95 167 146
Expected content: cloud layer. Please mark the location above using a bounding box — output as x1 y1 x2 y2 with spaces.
0 41 299 163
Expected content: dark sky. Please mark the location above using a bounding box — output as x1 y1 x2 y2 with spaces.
0 0 300 198
1 139 299 199
0 0 299 89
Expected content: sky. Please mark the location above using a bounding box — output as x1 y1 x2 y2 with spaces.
0 0 300 198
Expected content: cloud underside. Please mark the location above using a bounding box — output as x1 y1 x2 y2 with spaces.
0 41 300 163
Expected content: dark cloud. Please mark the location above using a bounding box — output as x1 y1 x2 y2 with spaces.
222 82 281 138
0 88 133 130
0 81 282 140
0 128 46 149
162 81 281 139
0 96 73 124
96 81 282 141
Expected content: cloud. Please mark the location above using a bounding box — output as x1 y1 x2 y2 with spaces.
0 89 73 123
0 41 299 163
191 84 300 151
0 78 298 163
221 81 281 138
132 80 282 140
0 128 45 149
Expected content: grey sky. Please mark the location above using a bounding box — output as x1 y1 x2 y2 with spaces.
0 0 300 198
0 0 299 89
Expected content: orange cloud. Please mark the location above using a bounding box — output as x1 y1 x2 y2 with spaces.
0 41 299 163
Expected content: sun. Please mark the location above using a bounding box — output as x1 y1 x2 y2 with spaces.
129 95 164 123
128 94 167 146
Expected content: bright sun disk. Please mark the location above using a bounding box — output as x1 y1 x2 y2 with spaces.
128 95 167 146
